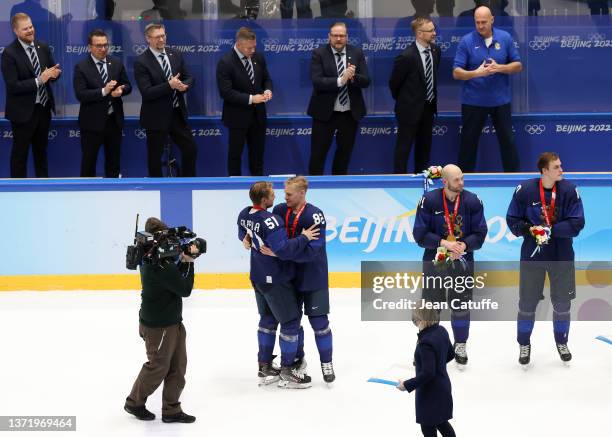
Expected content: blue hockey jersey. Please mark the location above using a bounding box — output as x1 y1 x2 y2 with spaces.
506 178 585 261
272 202 329 291
237 206 311 285
413 188 488 262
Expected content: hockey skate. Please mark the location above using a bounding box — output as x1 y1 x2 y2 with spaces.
258 362 280 386
454 342 468 369
556 343 572 364
519 344 531 369
278 363 312 389
321 361 335 385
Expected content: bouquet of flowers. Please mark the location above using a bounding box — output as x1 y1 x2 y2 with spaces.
422 165 443 192
529 225 551 257
433 246 451 267
433 246 468 270
423 165 442 180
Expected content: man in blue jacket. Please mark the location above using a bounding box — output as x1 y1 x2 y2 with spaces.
272 176 335 384
413 164 488 367
506 152 585 366
238 181 319 388
452 6 522 172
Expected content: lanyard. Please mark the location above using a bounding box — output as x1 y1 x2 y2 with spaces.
285 203 307 238
442 190 460 241
539 179 556 227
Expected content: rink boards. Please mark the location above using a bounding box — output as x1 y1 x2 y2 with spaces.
0 173 610 290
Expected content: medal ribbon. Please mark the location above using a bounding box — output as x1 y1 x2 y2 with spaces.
539 179 556 227
442 190 460 240
285 203 307 238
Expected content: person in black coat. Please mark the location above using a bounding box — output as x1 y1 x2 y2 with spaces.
389 17 440 174
1 13 61 178
398 304 456 437
73 29 132 177
134 23 197 177
307 21 370 175
216 27 273 176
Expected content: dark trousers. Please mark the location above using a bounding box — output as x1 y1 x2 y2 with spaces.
227 118 266 176
421 421 456 437
319 0 347 17
309 111 358 175
80 115 122 177
280 0 313 18
458 103 520 173
126 322 187 415
10 104 51 178
394 102 435 174
146 109 197 177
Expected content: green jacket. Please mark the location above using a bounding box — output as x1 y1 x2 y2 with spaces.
139 261 194 327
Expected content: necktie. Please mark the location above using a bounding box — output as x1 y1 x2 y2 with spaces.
97 61 113 114
335 52 349 107
27 46 48 107
159 53 180 108
424 49 434 102
243 56 254 84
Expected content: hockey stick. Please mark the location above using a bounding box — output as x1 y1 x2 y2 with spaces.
595 335 612 346
367 377 398 387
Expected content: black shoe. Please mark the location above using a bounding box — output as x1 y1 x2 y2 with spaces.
321 361 335 383
556 343 572 362
454 342 468 366
279 363 312 389
258 361 281 386
162 412 196 423
124 404 155 421
519 344 531 366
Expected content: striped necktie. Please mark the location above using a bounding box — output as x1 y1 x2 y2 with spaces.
97 61 113 114
242 56 254 84
27 45 49 107
335 52 349 107
159 53 180 108
424 49 434 102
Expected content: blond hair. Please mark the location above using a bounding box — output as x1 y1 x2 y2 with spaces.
285 176 308 193
11 13 31 29
412 302 440 328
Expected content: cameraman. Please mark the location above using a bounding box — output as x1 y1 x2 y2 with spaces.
124 217 197 424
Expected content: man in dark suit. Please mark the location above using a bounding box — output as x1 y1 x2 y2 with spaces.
217 27 273 176
1 13 61 178
307 22 370 175
389 17 440 174
134 23 197 177
73 29 132 178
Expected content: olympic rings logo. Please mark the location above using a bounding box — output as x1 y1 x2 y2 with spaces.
588 33 606 41
528 40 550 51
524 124 546 135
432 125 448 136
134 129 147 140
438 41 451 52
261 38 280 45
132 44 148 55
48 129 58 140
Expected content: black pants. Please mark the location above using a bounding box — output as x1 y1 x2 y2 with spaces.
458 103 520 173
146 109 197 177
309 111 358 175
421 421 456 437
10 104 51 178
319 0 347 17
227 118 266 176
80 115 122 177
280 0 313 18
394 102 435 174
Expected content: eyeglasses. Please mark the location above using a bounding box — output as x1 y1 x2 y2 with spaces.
419 28 436 33
149 34 167 40
330 34 347 39
91 44 109 49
